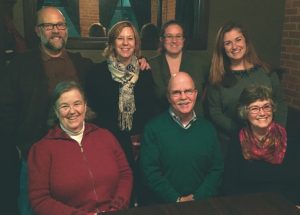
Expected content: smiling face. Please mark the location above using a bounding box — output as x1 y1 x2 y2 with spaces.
114 26 136 65
223 28 247 63
55 88 87 133
35 7 68 56
162 24 185 56
167 72 197 122
247 99 273 132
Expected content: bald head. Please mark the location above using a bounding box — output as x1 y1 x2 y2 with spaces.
35 7 68 56
167 72 198 121
37 7 65 25
168 72 195 94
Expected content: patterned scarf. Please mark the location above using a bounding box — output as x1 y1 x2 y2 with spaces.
239 122 287 164
108 55 140 131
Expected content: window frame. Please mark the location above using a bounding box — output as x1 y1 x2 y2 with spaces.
23 0 209 50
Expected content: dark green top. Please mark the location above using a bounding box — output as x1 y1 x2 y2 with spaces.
149 51 210 116
139 111 224 203
207 67 287 137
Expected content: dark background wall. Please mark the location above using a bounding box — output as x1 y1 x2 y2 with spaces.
13 0 299 110
207 0 285 68
13 0 285 66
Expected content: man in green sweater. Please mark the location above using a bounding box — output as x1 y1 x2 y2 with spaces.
139 72 224 205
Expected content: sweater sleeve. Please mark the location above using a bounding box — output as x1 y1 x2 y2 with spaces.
109 135 133 210
207 84 237 134
270 72 288 127
0 55 21 140
139 124 180 203
28 143 88 215
193 125 224 200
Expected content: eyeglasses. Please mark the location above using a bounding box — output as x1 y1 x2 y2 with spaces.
164 34 184 41
170 89 196 97
38 22 67 31
57 101 84 113
247 103 273 114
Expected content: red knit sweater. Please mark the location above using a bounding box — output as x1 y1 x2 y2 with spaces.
28 123 132 215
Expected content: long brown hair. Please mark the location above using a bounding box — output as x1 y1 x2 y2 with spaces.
209 21 269 85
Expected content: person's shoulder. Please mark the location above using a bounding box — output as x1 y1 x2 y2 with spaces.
138 67 153 80
85 123 120 145
67 51 93 65
30 126 60 149
195 117 217 131
183 51 209 61
67 50 88 60
87 60 108 76
251 65 270 75
92 60 107 69
149 53 163 63
251 66 276 81
85 123 116 138
145 111 170 129
10 49 40 62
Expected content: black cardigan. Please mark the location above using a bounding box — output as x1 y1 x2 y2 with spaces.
85 60 157 165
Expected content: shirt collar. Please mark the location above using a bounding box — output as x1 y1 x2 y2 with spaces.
169 107 197 129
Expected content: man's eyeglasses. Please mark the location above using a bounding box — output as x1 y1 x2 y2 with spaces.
170 89 196 97
38 22 67 31
247 103 273 114
164 34 184 41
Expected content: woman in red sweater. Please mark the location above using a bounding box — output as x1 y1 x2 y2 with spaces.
28 81 132 215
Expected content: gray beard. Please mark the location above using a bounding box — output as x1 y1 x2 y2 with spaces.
44 40 66 52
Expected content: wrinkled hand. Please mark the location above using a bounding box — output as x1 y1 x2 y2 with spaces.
180 194 194 202
138 57 151 70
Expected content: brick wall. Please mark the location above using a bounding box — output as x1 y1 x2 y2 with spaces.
151 0 176 25
162 0 176 23
151 0 158 25
280 0 300 110
79 0 99 37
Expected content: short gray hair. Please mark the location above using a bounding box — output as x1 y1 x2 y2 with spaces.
47 81 95 127
238 85 276 120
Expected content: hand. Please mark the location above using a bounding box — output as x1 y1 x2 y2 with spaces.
108 206 118 211
138 57 151 70
179 194 194 202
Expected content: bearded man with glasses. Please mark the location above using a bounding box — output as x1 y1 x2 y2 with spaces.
0 6 93 215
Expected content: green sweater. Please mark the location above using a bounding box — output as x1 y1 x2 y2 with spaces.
140 111 224 203
207 67 287 136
